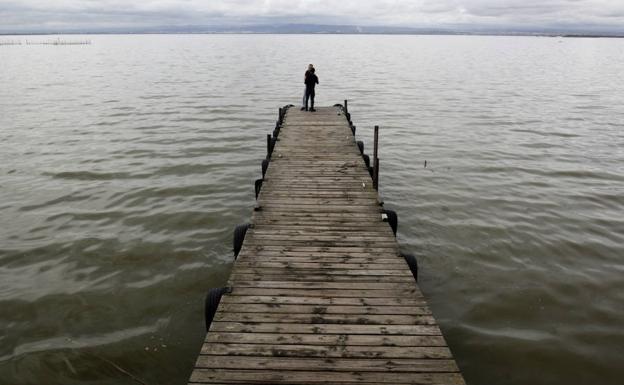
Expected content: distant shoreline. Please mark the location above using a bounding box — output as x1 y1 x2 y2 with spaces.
1 32 623 38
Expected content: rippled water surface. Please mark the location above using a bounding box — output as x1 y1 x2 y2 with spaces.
1 34 624 385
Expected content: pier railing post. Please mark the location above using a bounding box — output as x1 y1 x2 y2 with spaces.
344 99 348 114
373 125 379 190
267 134 272 157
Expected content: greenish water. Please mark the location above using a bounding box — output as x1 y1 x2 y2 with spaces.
1 34 623 385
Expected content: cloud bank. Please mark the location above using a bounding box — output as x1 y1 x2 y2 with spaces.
1 0 624 33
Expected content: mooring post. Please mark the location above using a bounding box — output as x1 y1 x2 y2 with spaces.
267 134 272 156
374 158 380 190
373 125 379 190
278 107 283 123
344 99 348 114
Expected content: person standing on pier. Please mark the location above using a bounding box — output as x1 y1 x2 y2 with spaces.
304 67 319 112
301 64 314 110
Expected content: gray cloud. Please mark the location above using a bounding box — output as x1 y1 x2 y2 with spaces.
1 0 623 32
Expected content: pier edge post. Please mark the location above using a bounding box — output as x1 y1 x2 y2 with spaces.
373 125 379 190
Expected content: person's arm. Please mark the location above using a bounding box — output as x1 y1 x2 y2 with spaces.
316 75 319 84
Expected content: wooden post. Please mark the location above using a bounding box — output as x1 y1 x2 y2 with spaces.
374 158 380 191
267 134 272 156
373 125 379 190
344 99 348 114
278 108 283 123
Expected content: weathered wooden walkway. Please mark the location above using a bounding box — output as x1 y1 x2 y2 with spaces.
189 105 465 384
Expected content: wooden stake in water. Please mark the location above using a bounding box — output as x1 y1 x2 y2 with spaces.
373 125 379 190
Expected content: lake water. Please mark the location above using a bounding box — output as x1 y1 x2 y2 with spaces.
1 34 623 385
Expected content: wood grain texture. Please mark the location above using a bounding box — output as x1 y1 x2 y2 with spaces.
188 106 464 384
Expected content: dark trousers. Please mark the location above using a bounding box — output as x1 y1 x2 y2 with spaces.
304 87 315 109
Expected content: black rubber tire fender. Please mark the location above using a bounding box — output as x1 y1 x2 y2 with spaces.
261 159 269 178
205 287 229 331
233 223 250 258
382 209 398 236
254 179 263 199
403 254 418 282
356 141 364 155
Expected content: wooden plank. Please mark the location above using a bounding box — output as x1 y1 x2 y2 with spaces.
229 281 422 291
248 224 392 231
238 255 402 263
237 260 403 267
241 240 398 248
220 295 426 306
195 356 458 371
216 303 432 316
190 369 464 384
233 262 407 270
213 312 437 325
240 245 399 253
245 234 396 242
204 332 445 346
249 228 390 235
200 343 452 359
190 370 464 384
231 268 413 277
228 274 413 283
227 281 422 298
209 322 442 336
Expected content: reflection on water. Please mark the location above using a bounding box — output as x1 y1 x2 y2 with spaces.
1 34 624 385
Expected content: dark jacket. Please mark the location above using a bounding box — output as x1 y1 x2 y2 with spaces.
305 73 319 89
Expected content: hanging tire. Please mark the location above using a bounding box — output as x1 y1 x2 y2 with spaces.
254 179 263 199
233 223 250 258
262 159 269 178
403 254 418 282
382 209 398 236
356 141 364 155
205 287 229 331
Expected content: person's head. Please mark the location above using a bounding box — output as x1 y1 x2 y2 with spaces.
308 64 314 70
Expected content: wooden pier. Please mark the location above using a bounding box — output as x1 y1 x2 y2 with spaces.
189 105 465 384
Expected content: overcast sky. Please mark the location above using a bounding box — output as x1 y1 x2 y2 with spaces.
2 0 624 33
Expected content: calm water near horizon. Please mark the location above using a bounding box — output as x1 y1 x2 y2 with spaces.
1 34 623 385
